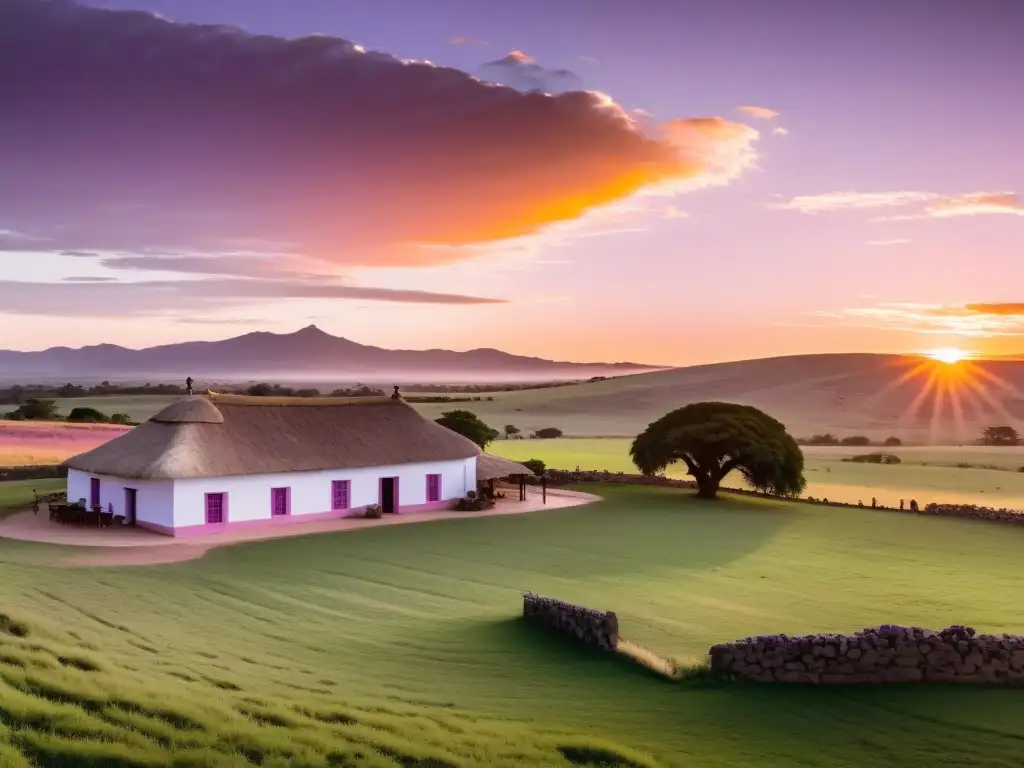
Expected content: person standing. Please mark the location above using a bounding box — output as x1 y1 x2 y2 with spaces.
185 376 193 396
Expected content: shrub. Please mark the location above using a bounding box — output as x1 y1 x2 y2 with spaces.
522 458 546 476
803 433 840 446
532 427 563 439
840 435 871 446
363 504 382 519
67 407 109 423
455 494 494 511
883 436 902 446
846 453 901 465
5 399 59 421
109 413 132 424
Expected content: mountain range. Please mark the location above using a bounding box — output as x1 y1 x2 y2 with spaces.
0 326 662 383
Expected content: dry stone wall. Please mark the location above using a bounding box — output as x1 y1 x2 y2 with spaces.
709 625 1024 683
522 593 619 651
922 503 1024 525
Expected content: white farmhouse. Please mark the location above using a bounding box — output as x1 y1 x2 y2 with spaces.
62 392 522 537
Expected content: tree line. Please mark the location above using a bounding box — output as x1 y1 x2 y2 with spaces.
799 434 902 447
0 377 585 405
433 411 563 448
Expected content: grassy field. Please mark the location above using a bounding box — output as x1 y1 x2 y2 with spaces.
0 479 64 517
0 420 131 467
2 486 1024 765
4 414 1024 509
489 438 1024 509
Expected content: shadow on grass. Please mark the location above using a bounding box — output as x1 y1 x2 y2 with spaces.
193 484 802 588
464 616 689 687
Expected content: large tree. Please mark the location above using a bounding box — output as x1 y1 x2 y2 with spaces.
630 402 806 499
980 425 1021 446
435 410 500 448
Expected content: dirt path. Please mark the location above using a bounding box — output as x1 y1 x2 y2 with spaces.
0 488 601 568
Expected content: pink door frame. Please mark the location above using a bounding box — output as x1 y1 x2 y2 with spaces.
205 492 228 525
378 476 400 514
270 487 291 517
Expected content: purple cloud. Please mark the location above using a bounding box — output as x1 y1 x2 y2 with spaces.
0 278 505 318
0 0 756 270
478 50 585 94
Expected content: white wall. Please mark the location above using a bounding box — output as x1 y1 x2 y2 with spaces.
66 468 176 527
170 457 476 528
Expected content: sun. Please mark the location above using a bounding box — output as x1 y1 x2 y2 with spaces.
927 347 968 364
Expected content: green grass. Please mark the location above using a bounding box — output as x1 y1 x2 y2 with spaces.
3 486 1024 765
51 395 178 424
490 437 1024 508
0 479 64 518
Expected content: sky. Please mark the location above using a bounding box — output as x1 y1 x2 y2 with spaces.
1 0 1022 366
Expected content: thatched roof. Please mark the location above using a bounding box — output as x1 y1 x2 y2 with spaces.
64 392 481 480
476 454 534 482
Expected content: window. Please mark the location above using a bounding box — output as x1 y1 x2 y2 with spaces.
205 493 226 525
331 480 351 511
426 473 441 503
271 487 290 516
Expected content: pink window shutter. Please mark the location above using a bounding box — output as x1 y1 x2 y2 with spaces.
332 480 350 510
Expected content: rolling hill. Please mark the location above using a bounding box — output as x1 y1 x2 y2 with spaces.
409 352 1024 443
0 325 660 382
41 352 1024 445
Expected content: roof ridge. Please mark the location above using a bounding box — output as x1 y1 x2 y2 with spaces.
206 391 401 407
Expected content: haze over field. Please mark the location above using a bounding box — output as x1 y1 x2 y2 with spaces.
22 349 1024 445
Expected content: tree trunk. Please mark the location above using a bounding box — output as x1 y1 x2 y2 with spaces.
694 474 720 499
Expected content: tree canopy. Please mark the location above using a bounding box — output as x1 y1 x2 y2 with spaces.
4 398 59 422
435 410 499 448
981 425 1021 446
630 402 806 499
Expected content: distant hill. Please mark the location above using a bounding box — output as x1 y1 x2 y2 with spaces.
25 351 1024 444
0 325 662 383
410 352 1024 444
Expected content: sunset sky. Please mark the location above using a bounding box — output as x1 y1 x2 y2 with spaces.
2 0 1022 366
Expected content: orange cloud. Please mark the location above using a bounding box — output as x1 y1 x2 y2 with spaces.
505 49 535 64
737 105 779 120
817 302 1024 337
448 36 488 46
925 193 1024 218
964 303 1024 315
3 1 759 271
774 190 1024 220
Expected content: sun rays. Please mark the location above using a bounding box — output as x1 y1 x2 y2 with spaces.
867 354 1024 442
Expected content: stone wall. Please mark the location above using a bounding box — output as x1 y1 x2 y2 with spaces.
921 503 1024 525
522 593 619 651
709 625 1024 683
